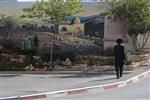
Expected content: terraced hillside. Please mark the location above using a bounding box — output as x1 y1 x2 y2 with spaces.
6 31 103 54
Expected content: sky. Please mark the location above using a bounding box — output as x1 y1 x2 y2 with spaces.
17 0 105 2
17 0 37 2
0 0 104 16
0 0 35 16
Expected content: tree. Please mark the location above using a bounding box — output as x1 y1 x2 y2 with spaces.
22 0 83 34
0 15 18 38
33 34 39 48
105 0 150 53
0 13 5 21
22 0 83 66
136 19 150 53
3 17 18 40
0 13 5 26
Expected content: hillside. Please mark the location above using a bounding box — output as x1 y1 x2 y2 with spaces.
0 31 103 54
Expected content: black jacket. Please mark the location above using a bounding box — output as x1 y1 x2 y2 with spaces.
113 45 125 61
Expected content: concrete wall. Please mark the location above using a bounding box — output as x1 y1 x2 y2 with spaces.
103 16 150 53
104 16 128 41
103 16 131 52
104 41 129 50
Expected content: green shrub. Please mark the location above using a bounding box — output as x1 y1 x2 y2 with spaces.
37 48 51 56
36 48 77 62
0 40 3 45
87 56 95 66
2 40 13 49
125 59 133 65
0 39 37 54
53 51 77 62
10 62 25 71
1 40 17 52
25 54 34 66
41 53 50 63
40 25 49 30
21 23 38 30
18 49 36 55
103 47 114 56
0 63 11 71
33 35 39 48
0 62 24 71
102 57 114 65
18 49 29 55
36 48 51 62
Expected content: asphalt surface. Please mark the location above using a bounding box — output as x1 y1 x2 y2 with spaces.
46 77 150 100
0 66 149 98
0 73 115 97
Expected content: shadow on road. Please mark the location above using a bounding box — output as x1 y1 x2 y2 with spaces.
54 71 130 78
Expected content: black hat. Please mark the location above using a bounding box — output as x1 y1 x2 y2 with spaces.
116 38 123 44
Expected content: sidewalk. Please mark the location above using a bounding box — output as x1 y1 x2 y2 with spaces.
0 65 149 99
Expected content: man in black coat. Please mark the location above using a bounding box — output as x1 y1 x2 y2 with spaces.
113 39 125 79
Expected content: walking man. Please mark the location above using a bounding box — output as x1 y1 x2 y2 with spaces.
113 38 125 79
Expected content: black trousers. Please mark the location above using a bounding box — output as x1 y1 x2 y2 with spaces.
115 60 124 77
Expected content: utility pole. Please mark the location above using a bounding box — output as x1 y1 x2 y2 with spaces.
50 34 54 69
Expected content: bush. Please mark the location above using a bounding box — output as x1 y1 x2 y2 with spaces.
21 23 38 30
125 59 133 65
87 56 95 66
1 40 15 50
0 40 3 45
0 63 11 71
53 51 77 62
36 48 51 62
0 62 25 71
36 48 77 62
17 48 37 55
10 62 25 71
41 53 50 63
102 57 114 65
25 54 34 66
102 47 114 56
33 35 39 48
40 25 49 30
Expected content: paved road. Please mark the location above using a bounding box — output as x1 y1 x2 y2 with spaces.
47 77 150 100
0 66 149 98
0 73 115 97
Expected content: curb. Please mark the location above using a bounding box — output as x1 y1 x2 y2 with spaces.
1 70 150 100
